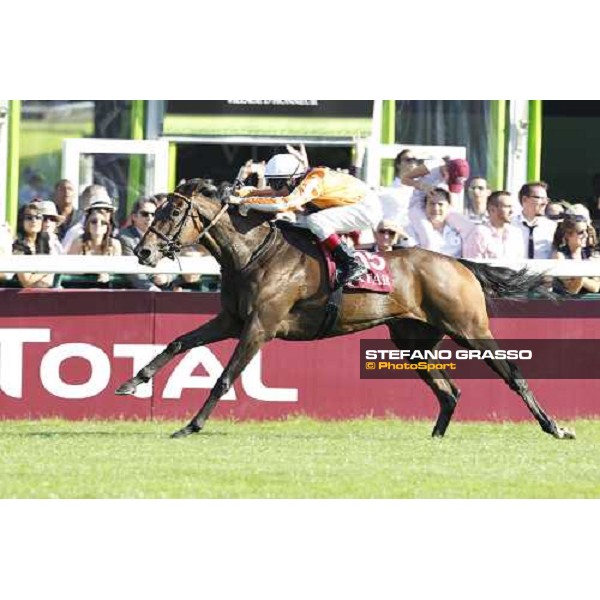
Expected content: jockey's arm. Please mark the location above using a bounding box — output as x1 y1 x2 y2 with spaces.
237 186 281 198
232 174 322 213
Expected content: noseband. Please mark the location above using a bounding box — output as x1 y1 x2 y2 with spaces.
149 191 229 259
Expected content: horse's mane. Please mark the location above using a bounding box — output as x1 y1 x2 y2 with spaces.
175 178 219 200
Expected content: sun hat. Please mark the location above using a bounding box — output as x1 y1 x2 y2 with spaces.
32 200 65 223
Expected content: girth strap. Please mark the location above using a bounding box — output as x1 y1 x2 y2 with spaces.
312 286 344 340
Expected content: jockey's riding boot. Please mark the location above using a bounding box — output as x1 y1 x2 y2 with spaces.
331 242 368 288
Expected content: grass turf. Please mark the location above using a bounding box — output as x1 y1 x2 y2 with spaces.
0 418 598 499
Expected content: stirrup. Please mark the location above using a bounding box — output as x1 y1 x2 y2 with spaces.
336 262 368 287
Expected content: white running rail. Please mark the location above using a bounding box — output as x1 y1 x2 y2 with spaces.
0 255 599 277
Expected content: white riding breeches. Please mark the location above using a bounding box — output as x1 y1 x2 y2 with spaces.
305 191 383 241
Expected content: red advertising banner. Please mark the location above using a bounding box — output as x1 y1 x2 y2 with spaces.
1 289 600 422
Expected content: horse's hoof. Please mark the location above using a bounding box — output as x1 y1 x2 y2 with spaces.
170 424 201 439
115 381 137 395
554 427 576 440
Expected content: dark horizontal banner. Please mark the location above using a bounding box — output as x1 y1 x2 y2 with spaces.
359 339 600 379
166 100 374 118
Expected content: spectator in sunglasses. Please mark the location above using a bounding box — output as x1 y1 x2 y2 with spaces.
566 203 592 226
61 184 115 252
546 201 568 222
33 199 65 255
551 216 600 295
378 149 419 232
68 205 122 287
513 181 557 259
119 197 172 291
392 149 421 187
466 177 491 224
11 202 56 288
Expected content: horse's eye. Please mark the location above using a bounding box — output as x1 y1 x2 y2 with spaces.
172 209 180 217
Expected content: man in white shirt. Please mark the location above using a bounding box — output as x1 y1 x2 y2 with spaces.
512 181 556 259
463 191 525 259
401 156 470 248
379 149 420 229
403 187 473 257
465 177 491 224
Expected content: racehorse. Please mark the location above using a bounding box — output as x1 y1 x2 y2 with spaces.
116 179 575 441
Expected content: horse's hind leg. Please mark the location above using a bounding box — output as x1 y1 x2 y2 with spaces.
115 312 240 396
387 319 460 437
454 333 575 440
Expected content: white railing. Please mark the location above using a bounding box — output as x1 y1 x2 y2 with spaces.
0 255 220 275
0 255 600 277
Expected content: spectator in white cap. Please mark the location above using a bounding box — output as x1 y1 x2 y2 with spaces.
368 220 405 252
566 203 592 225
61 184 114 252
33 199 65 255
68 200 122 288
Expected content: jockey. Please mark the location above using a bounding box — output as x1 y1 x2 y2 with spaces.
229 153 383 287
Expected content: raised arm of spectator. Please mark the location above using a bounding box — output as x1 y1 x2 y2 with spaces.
401 163 431 189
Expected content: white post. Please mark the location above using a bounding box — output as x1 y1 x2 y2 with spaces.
365 100 383 188
0 100 9 220
506 100 530 197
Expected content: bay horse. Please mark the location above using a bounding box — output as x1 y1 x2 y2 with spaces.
116 179 575 441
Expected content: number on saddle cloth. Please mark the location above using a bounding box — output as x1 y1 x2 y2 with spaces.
345 250 393 293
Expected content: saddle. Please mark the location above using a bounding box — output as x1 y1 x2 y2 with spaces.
273 219 394 339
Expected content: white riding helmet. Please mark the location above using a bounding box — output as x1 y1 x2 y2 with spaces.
264 154 306 179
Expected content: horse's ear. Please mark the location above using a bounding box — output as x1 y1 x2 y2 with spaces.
174 179 187 195
218 182 234 204
202 183 219 199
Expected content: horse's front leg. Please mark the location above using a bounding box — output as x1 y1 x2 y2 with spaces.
171 315 270 438
115 312 240 396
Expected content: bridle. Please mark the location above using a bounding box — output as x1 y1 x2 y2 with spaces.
148 191 229 260
147 189 280 272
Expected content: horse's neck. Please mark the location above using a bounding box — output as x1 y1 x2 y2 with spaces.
206 213 273 272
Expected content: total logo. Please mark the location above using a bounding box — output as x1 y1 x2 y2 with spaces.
0 328 298 402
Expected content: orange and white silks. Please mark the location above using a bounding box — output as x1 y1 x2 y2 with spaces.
238 168 371 213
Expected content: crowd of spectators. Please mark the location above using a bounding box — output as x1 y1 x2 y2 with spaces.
376 150 600 296
0 180 215 292
3 151 600 295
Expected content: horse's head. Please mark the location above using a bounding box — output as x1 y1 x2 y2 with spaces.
134 178 225 267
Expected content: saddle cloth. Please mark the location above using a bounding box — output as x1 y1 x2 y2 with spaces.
322 248 393 293
272 220 393 293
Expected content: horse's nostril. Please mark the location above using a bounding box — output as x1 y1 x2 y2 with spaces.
137 248 151 260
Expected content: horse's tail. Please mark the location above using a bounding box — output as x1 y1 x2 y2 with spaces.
457 259 557 300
